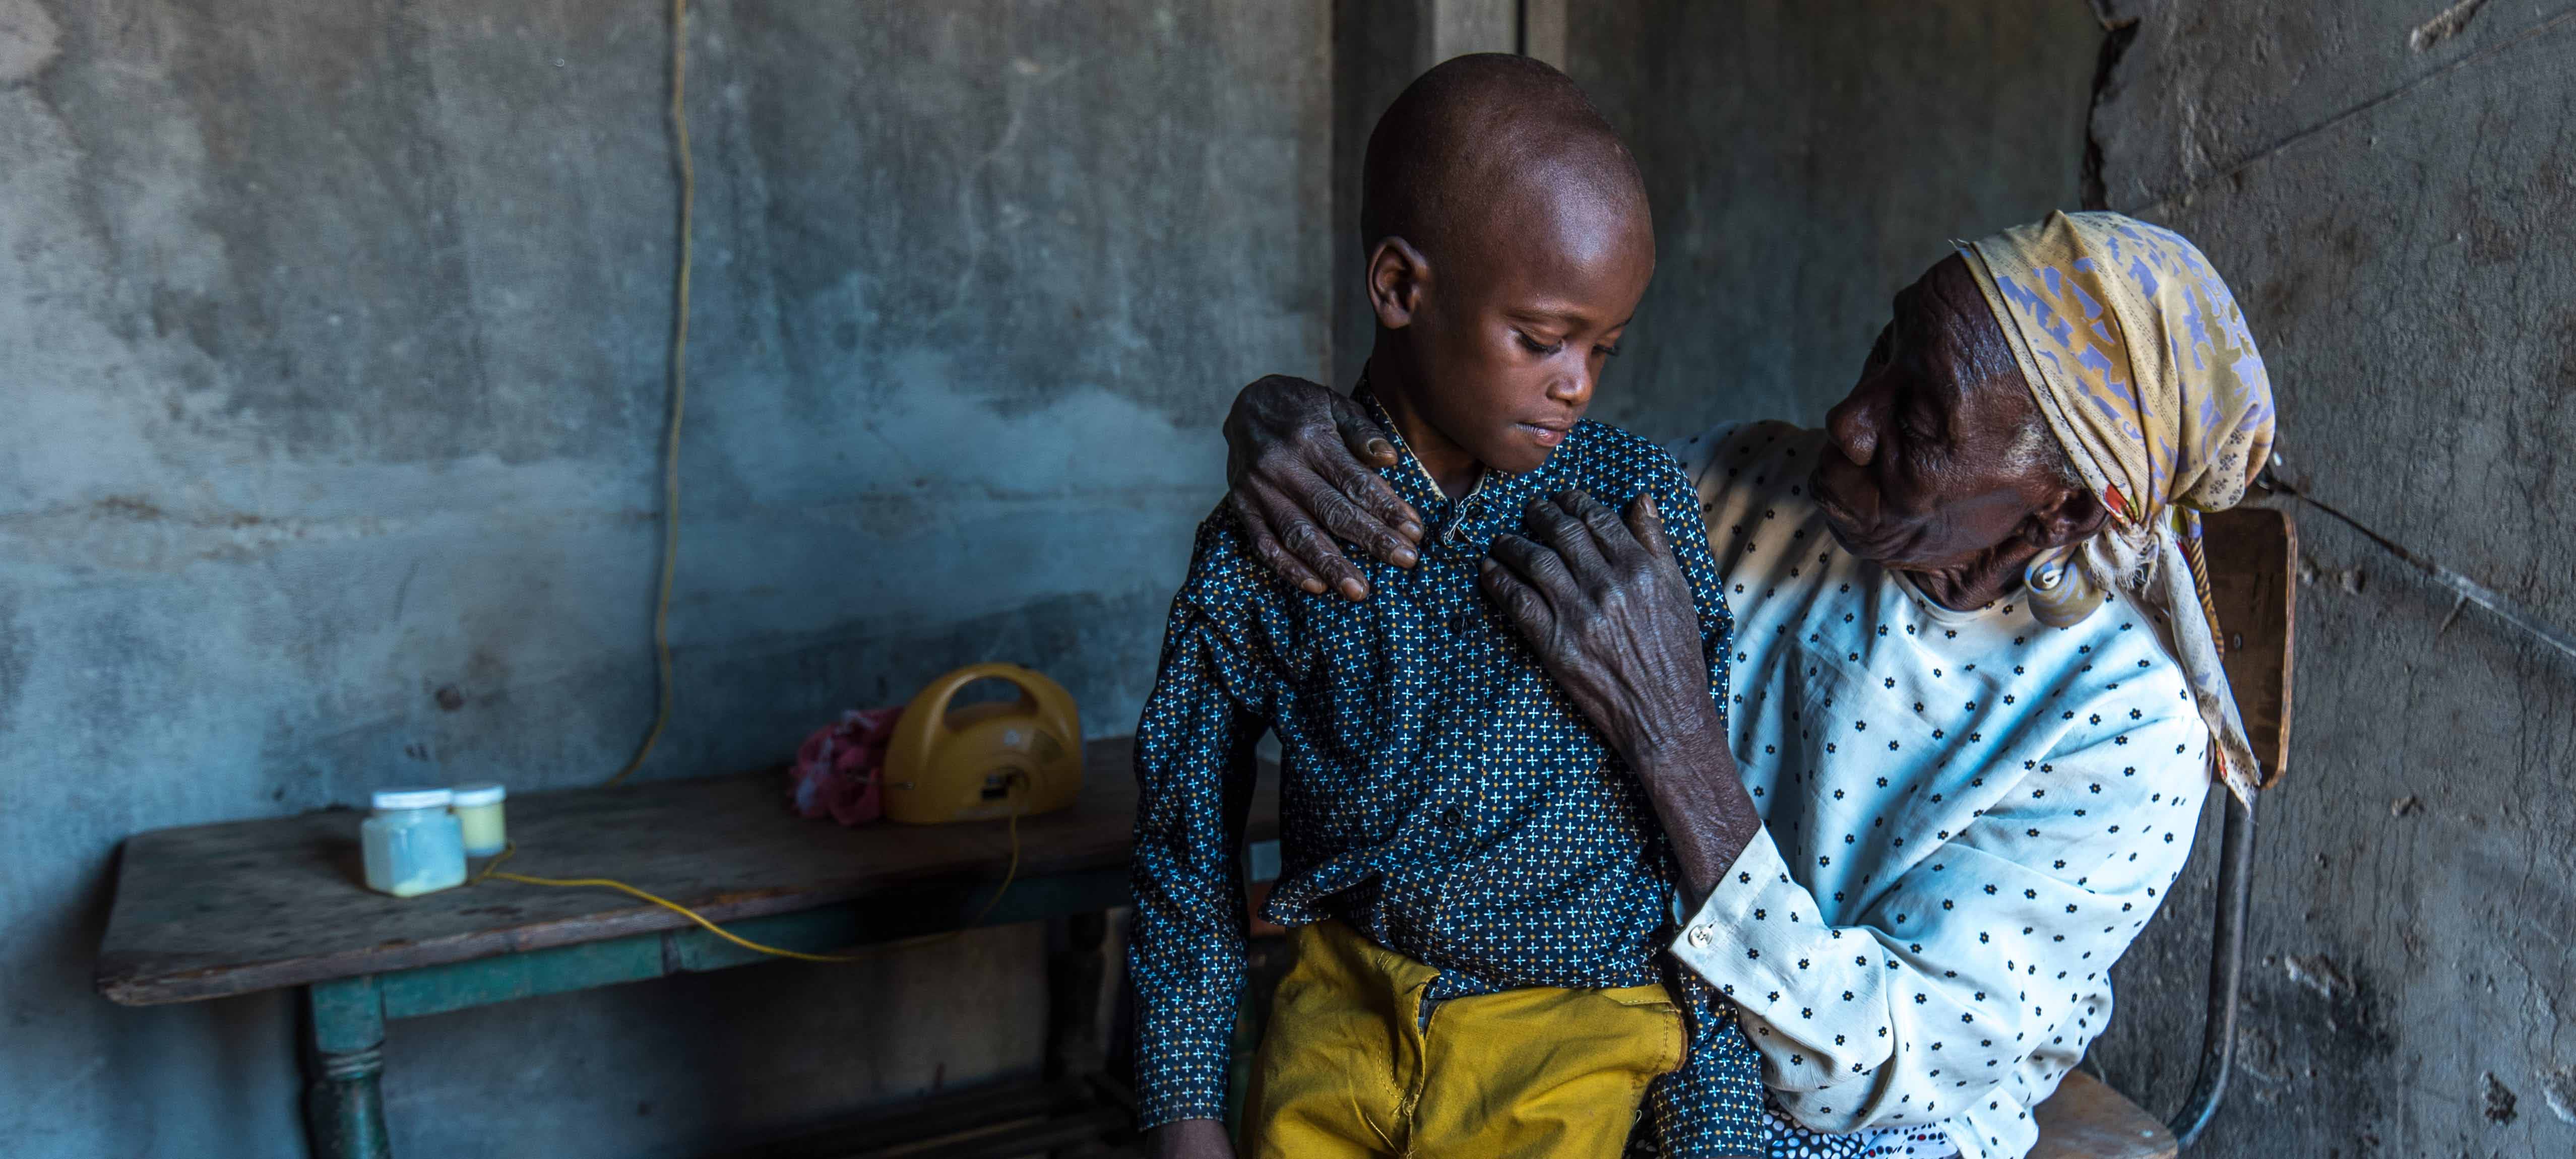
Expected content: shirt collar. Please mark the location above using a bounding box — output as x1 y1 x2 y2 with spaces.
1355 383 1482 504
1354 380 1558 539
1887 567 1992 625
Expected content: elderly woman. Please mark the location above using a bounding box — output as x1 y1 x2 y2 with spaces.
1213 212 2274 1159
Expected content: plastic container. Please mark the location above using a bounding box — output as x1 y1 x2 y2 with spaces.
361 788 467 897
450 783 508 857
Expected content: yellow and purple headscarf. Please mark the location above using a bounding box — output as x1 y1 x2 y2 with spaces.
1958 211 2277 802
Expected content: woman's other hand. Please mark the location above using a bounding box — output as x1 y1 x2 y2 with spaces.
1223 374 1425 600
1479 489 1758 906
1480 490 1721 763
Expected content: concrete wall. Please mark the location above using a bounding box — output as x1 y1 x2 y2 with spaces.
1568 0 2104 435
2081 3 2576 1155
0 2 1328 1155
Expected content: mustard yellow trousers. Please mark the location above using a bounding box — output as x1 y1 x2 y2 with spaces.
1240 920 1685 1159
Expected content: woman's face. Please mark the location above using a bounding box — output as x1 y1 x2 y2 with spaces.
1807 255 2092 574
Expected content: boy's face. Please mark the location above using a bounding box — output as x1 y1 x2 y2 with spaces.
1369 177 1656 477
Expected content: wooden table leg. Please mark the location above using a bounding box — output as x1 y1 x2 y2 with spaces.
1046 909 1112 1080
305 976 394 1159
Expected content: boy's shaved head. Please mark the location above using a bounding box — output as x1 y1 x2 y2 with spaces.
1354 53 1655 497
1361 53 1649 264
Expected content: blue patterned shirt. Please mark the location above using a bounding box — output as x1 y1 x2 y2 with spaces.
1127 397 1766 1155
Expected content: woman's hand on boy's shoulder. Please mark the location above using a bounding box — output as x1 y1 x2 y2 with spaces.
1147 1117 1238 1159
1223 374 1424 601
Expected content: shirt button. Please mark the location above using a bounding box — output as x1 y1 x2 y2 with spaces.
1687 925 1715 948
1438 804 1464 827
1447 610 1477 634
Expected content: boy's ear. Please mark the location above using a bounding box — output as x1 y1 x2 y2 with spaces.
1366 237 1431 330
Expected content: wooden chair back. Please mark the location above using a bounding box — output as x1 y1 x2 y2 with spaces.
2030 505 2297 1158
2202 506 2298 786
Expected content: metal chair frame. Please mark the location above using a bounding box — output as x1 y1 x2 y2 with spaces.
2154 504 2293 1151
2165 789 2253 1149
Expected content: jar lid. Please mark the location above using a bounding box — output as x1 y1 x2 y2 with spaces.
371 787 454 810
450 783 506 807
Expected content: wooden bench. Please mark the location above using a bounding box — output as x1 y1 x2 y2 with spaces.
95 736 1255 1159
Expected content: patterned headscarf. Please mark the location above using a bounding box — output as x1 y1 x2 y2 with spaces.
1958 211 2277 802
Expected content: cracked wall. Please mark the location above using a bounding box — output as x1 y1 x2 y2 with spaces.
0 2 1328 1156
1569 0 2103 434
2081 2 2576 1156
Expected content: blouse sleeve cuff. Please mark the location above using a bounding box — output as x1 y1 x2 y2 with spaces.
1668 827 1851 1013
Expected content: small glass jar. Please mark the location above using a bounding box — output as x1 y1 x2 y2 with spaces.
450 783 508 857
361 788 467 897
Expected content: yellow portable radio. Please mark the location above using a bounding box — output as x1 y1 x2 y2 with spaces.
882 663 1083 824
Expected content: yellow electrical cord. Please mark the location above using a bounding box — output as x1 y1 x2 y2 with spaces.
471 799 1026 963
607 0 694 788
478 0 1025 965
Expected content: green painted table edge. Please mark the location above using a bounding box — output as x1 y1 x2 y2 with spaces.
299 865 1132 1159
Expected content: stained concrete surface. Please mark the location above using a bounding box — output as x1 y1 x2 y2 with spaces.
1569 0 2103 434
2080 3 2576 1156
0 2 1327 1156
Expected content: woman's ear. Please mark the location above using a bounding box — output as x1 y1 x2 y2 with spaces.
1366 237 1431 330
2023 484 2110 552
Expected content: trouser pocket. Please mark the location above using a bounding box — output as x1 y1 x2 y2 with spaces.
1410 980 1685 1158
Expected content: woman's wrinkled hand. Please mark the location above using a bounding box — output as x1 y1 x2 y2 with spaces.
1477 490 1721 766
1223 374 1425 600
1479 489 1758 906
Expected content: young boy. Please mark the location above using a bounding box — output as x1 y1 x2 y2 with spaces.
1129 55 1763 1158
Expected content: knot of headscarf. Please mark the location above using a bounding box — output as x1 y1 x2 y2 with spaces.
1958 211 2278 802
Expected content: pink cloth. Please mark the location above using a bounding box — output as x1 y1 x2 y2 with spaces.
787 706 901 826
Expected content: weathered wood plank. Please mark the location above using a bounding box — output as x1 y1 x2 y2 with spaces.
2202 507 2297 785
2028 1069 2177 1159
97 737 1266 1006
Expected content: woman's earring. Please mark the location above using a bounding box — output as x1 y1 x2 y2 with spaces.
2024 550 2105 628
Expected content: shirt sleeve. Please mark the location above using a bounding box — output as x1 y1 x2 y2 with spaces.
1642 455 1736 716
1666 712 2207 1134
1126 518 1274 1128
